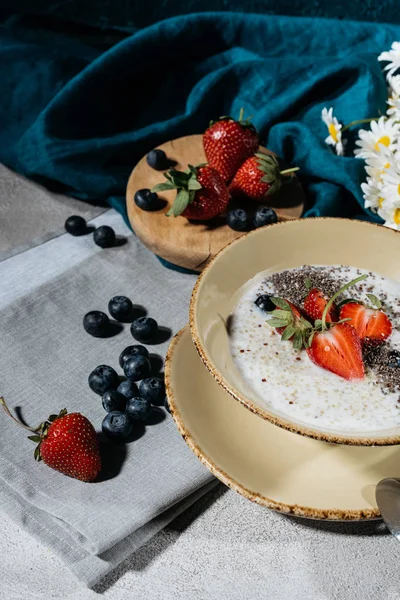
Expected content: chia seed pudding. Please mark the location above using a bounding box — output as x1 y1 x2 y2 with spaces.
229 265 400 432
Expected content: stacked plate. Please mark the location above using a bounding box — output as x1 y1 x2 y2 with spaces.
165 218 400 520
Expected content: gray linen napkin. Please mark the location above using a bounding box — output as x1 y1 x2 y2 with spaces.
0 211 214 586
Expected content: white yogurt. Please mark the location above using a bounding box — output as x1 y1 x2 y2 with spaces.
229 265 400 432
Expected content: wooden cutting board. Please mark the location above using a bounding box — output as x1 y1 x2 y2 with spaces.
126 134 305 272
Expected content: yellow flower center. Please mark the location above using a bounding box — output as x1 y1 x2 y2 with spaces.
328 123 338 143
375 136 391 151
378 197 384 208
395 208 400 225
384 162 391 169
398 184 400 196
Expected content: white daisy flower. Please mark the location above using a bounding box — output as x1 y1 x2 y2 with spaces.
381 163 400 202
321 107 344 155
354 117 400 159
378 199 400 230
378 41 400 78
388 74 400 96
387 93 400 119
361 177 384 212
365 146 397 179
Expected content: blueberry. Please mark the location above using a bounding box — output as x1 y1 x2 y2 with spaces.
119 345 149 368
134 189 162 211
146 149 169 171
83 311 110 337
108 296 133 322
226 209 250 231
102 390 127 413
164 397 171 414
255 295 275 312
139 377 165 406
126 397 151 422
117 379 139 399
88 365 119 395
93 225 116 248
253 206 278 228
102 411 133 441
64 215 87 236
124 355 152 381
388 350 400 368
131 317 158 343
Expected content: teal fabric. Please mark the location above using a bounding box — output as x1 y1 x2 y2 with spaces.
1 12 398 269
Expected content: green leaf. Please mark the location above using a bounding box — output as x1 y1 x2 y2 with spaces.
267 318 289 328
292 331 303 351
187 164 198 177
300 317 313 329
366 293 382 309
304 278 312 290
188 179 202 191
168 169 190 182
34 445 42 462
151 182 175 193
265 179 281 197
306 330 315 348
281 325 295 341
269 309 291 319
166 190 190 217
27 435 41 443
314 319 323 329
270 297 291 310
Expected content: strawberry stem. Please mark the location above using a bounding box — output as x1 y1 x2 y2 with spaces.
239 107 244 122
321 274 368 330
0 396 39 433
280 167 300 176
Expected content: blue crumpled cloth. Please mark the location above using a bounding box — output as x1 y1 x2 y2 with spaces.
1 12 398 266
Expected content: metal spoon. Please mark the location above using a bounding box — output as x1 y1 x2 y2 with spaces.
376 478 400 539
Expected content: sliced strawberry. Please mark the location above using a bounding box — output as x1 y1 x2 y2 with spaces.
304 288 337 323
306 323 365 380
339 303 392 342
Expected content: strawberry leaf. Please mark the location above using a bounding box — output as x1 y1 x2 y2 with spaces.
267 318 290 328
270 297 291 310
166 190 190 217
34 445 42 462
188 179 202 191
304 278 312 290
281 325 295 341
151 182 175 193
293 331 303 351
27 435 41 443
366 293 382 309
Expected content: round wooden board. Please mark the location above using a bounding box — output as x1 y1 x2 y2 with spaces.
126 134 305 272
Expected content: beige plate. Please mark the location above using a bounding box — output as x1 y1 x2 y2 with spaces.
166 326 400 520
190 218 400 446
126 134 304 272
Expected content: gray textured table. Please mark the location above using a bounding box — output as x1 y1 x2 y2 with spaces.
1 165 400 600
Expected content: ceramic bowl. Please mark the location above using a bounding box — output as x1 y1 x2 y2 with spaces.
189 218 400 446
165 326 400 519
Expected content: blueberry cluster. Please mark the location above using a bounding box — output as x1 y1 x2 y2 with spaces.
89 347 168 441
226 205 278 232
64 216 117 248
86 293 170 442
83 295 161 342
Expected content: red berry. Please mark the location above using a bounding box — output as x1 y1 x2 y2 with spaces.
203 111 259 182
304 288 337 323
306 323 365 381
339 303 392 342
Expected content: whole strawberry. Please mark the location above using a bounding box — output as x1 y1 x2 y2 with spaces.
229 153 299 202
152 164 229 220
203 109 259 182
0 399 101 482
